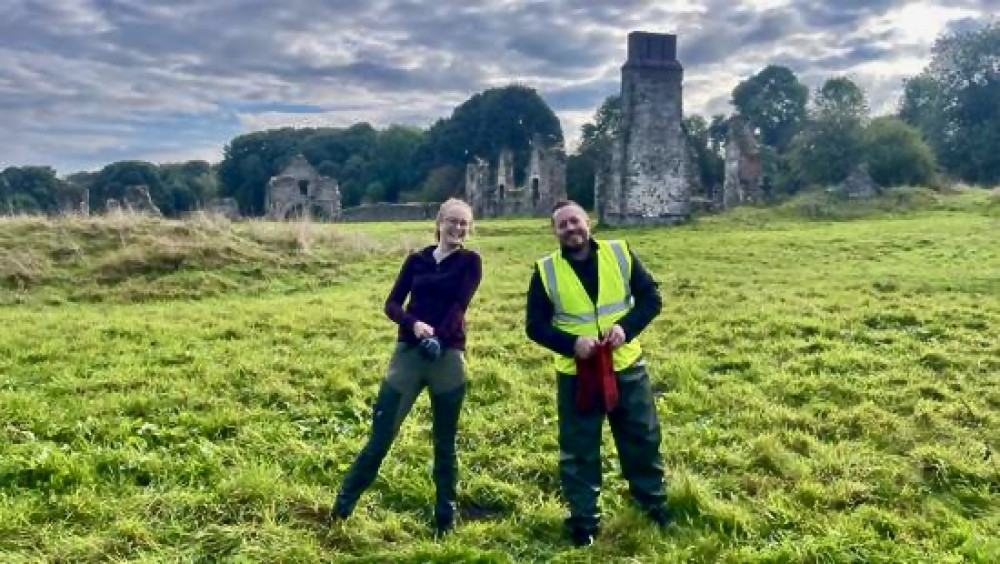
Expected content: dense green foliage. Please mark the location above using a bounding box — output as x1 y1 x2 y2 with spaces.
2 161 217 217
217 123 417 215
900 21 1000 184
1 166 70 214
568 95 621 208
415 85 563 195
216 85 562 212
862 117 939 188
788 78 869 187
731 65 809 151
1 195 997 561
684 115 725 193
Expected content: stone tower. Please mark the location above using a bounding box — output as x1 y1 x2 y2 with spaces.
597 31 695 226
525 134 567 214
723 115 764 208
465 157 490 218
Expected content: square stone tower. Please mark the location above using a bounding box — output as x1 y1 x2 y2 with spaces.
597 31 695 226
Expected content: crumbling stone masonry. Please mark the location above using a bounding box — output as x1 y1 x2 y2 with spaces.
465 137 567 218
340 202 439 222
596 31 698 226
205 197 241 219
266 155 341 220
58 185 89 215
722 115 763 208
839 164 880 199
123 185 162 216
465 157 491 218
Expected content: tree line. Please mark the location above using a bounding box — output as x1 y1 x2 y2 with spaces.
569 21 998 206
2 21 996 216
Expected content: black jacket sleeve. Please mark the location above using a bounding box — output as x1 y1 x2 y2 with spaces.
616 250 662 342
525 265 579 357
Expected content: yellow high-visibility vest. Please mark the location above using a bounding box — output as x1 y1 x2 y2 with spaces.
537 239 643 375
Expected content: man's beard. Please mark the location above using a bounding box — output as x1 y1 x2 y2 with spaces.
560 231 587 249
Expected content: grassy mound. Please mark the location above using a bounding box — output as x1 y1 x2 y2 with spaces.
0 212 419 305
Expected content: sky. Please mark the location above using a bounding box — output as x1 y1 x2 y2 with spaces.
1 0 995 174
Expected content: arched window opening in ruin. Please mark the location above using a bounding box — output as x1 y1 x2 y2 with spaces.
298 180 309 196
498 184 505 201
531 178 540 207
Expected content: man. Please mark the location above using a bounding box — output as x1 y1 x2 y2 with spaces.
525 199 670 547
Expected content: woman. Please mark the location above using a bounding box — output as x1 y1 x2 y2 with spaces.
332 198 482 536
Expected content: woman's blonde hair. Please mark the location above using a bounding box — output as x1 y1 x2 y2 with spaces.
435 198 474 241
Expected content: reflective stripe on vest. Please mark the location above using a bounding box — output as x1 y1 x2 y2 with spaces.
539 240 633 324
537 239 643 373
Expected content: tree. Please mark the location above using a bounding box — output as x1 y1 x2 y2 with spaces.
683 115 724 194
415 84 563 191
0 166 65 213
862 117 938 187
900 21 1000 183
373 125 425 202
420 165 464 202
731 65 808 150
565 154 594 210
219 128 305 214
899 74 945 141
789 77 869 187
578 95 621 162
90 161 168 213
707 114 729 156
160 160 218 213
567 95 621 209
814 77 869 126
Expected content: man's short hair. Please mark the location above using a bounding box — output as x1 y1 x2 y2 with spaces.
552 199 582 214
551 199 587 225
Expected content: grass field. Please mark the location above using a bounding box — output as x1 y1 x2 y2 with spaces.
1 189 998 562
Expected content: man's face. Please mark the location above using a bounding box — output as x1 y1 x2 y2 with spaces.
552 205 590 250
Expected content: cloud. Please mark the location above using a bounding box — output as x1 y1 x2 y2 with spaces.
0 0 995 173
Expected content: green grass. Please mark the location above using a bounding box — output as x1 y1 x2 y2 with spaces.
1 191 998 562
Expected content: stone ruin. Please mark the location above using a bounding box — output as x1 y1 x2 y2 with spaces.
124 185 162 216
596 31 700 226
266 155 341 220
104 185 162 216
722 115 764 207
58 185 89 215
340 202 439 222
839 163 880 199
465 135 567 218
205 197 241 219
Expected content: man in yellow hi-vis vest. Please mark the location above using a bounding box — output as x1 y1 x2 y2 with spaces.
526 200 670 547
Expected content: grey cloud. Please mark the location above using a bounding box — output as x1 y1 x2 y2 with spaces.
542 79 620 111
0 0 995 172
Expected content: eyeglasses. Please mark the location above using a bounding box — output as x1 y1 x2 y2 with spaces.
442 217 470 228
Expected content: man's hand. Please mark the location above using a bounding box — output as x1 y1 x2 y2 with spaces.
602 324 626 349
413 321 435 340
574 336 599 359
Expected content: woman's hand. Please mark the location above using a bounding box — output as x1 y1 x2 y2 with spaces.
413 321 435 340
